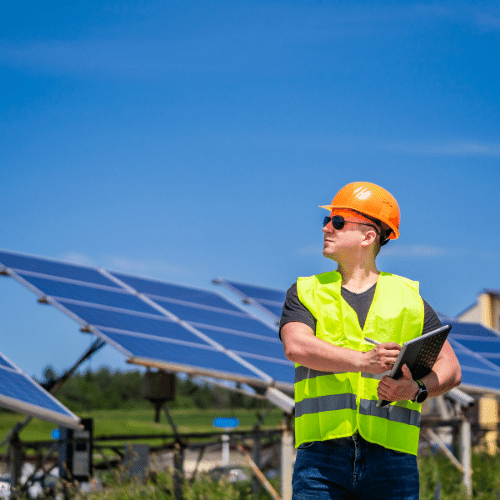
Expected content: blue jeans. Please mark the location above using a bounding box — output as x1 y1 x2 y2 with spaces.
293 432 419 500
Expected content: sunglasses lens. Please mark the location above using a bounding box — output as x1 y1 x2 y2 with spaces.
331 215 345 230
323 215 345 229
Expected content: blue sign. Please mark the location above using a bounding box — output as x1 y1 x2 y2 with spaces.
213 417 239 428
51 429 60 440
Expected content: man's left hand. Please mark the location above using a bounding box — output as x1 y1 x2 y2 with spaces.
377 364 418 402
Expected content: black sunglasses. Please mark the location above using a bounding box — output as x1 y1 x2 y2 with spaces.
323 215 380 236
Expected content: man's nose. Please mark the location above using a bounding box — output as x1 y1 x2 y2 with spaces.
323 221 334 233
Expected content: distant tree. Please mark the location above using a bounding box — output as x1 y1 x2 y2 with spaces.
42 366 58 385
38 366 267 411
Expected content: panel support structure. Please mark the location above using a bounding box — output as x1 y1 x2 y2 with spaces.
459 418 472 498
265 387 294 415
281 425 294 500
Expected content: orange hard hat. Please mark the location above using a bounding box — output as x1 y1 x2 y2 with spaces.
320 182 400 240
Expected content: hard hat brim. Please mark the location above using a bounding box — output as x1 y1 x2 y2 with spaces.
319 204 399 239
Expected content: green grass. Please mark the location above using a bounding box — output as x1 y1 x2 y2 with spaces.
0 407 286 450
1 406 286 499
8 408 500 499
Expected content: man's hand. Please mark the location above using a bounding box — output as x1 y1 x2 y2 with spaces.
362 342 401 374
377 364 418 402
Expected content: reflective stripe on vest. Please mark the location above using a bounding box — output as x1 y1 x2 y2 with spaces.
295 365 389 384
295 394 421 428
295 393 357 418
295 366 342 383
359 399 421 428
294 271 424 455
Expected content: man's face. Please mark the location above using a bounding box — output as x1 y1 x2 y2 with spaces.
322 209 378 260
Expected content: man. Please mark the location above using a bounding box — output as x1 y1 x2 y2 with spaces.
280 181 461 500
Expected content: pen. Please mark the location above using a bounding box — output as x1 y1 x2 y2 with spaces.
364 337 380 345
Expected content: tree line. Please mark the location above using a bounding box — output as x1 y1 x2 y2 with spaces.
37 366 268 412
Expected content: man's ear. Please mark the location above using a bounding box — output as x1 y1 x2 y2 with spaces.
360 228 378 248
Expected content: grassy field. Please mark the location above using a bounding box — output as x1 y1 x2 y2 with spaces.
3 408 500 499
0 406 286 449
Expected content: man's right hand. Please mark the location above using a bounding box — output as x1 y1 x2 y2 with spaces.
361 342 401 374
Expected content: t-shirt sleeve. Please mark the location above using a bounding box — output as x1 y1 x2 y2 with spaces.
279 282 316 340
422 299 442 334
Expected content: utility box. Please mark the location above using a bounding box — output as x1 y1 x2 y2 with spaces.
141 371 175 401
141 371 176 422
59 418 93 481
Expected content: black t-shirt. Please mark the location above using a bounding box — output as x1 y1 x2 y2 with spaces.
279 282 442 339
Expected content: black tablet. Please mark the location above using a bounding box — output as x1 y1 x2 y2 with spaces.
376 324 452 408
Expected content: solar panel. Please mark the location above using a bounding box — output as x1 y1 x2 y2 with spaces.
449 321 500 369
0 250 119 288
16 273 162 315
14 249 500 398
97 328 267 383
449 338 500 395
112 272 243 312
0 250 294 394
214 279 286 322
149 299 277 338
105 271 293 390
0 351 81 429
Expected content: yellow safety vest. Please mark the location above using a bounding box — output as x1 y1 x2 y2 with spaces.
295 271 424 455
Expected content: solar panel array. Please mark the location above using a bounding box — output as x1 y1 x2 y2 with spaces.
3 248 500 404
0 350 81 429
0 250 294 393
447 321 500 394
214 279 286 323
217 279 500 395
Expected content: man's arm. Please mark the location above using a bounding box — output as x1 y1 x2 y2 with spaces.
376 340 462 402
281 321 402 375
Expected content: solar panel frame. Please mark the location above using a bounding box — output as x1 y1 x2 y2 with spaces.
0 352 15 369
6 249 500 398
0 251 293 391
0 249 120 288
102 269 280 386
95 327 273 387
0 352 81 429
10 273 279 387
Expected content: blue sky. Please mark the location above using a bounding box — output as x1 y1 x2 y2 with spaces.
1 1 500 380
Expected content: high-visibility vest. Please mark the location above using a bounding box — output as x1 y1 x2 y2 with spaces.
295 271 424 455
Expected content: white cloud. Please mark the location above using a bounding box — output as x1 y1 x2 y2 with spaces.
60 252 96 266
236 134 500 158
381 141 500 156
104 255 194 278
